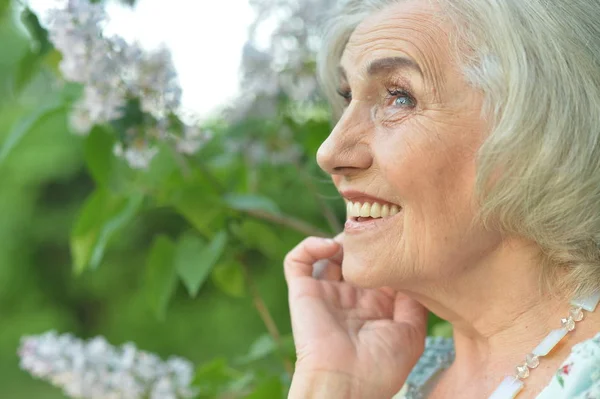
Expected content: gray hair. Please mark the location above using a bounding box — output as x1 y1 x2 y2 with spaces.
318 0 600 298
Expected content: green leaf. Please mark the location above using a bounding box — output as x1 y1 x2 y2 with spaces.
144 235 177 321
0 103 66 166
175 204 222 237
556 373 565 388
192 358 243 398
231 220 283 260
110 98 146 134
175 231 228 297
136 144 179 190
211 260 246 298
174 234 206 297
84 127 141 194
71 189 143 274
15 8 53 91
245 376 283 399
21 8 51 54
84 126 116 188
236 334 277 365
225 373 256 395
170 179 224 236
224 194 281 215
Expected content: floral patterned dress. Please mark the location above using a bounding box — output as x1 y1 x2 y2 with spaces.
394 333 600 398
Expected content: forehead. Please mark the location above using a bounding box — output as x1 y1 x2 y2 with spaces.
341 0 450 80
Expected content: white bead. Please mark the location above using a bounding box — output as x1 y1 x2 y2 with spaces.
488 293 599 399
569 306 584 322
516 364 529 379
525 353 540 369
532 328 569 356
571 291 600 312
488 376 524 399
561 317 576 332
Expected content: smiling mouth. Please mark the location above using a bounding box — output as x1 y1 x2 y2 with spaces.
346 200 401 221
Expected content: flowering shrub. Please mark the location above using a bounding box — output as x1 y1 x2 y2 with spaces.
19 331 196 399
44 0 210 169
2 0 450 397
5 0 335 397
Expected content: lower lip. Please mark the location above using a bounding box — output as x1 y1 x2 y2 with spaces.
344 211 402 234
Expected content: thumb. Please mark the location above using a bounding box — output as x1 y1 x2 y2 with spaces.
284 237 341 280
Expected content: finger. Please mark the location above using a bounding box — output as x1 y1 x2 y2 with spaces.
393 293 429 333
333 232 344 243
312 259 343 281
284 236 341 280
329 233 344 265
393 294 428 361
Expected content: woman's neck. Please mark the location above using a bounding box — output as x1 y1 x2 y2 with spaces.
402 237 600 397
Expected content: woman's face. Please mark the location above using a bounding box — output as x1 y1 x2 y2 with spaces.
317 0 502 289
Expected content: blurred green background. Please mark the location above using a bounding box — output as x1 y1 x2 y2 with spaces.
0 0 448 397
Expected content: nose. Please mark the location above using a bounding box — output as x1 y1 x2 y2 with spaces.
316 106 373 176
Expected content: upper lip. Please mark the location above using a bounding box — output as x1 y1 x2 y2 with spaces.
339 190 400 207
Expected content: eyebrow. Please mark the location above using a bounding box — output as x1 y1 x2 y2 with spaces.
338 56 423 81
366 56 423 77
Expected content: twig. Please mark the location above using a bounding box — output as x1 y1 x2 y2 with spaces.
182 153 327 237
195 159 227 194
170 147 192 179
239 259 295 378
293 161 341 233
244 209 328 237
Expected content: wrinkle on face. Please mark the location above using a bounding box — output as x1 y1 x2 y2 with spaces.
317 0 494 291
342 1 450 103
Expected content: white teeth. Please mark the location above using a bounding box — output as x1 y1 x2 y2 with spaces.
371 203 381 218
359 203 371 217
381 204 390 218
352 202 361 216
345 201 400 219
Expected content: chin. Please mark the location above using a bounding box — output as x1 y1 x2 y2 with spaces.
341 255 388 289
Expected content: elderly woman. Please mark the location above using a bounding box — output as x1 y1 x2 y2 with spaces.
283 0 600 398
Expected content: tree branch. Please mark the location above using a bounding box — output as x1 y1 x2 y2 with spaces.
294 162 341 234
240 259 295 378
244 209 328 237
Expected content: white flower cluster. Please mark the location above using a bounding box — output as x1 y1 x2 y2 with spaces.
42 0 211 169
229 0 338 123
224 126 303 167
19 331 197 399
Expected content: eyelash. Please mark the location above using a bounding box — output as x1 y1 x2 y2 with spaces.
335 87 416 108
386 88 416 108
336 88 352 103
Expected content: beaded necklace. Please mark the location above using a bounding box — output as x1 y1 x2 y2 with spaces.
405 292 600 399
488 292 600 398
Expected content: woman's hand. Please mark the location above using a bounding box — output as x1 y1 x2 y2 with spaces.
284 235 428 399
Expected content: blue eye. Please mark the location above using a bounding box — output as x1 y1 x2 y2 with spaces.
394 96 413 106
388 89 415 108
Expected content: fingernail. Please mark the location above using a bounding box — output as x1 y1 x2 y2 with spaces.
324 238 336 245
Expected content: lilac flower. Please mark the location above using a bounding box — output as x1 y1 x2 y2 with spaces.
41 0 208 169
19 331 197 399
175 126 213 155
113 142 159 170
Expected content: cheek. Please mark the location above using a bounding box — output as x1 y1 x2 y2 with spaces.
374 125 444 195
376 120 478 214
331 175 343 187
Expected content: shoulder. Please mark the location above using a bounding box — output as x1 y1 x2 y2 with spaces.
538 332 600 399
393 336 454 399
